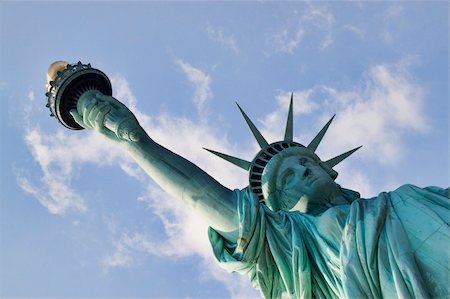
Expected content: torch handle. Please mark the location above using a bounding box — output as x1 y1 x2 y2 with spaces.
77 91 141 142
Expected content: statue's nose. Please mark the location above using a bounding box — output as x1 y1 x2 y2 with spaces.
295 165 310 180
302 167 311 179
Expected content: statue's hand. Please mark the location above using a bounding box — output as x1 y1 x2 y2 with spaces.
69 90 144 143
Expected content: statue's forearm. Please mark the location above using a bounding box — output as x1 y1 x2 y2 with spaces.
124 133 239 235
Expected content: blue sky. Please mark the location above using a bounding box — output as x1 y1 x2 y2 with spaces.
1 1 448 298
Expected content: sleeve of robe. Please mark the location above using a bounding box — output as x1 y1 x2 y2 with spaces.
207 188 315 299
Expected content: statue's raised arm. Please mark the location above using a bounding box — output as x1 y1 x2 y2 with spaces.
46 61 238 238
75 91 238 233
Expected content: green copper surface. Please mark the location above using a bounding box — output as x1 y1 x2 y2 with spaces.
324 145 362 168
203 148 251 171
306 114 335 152
236 102 269 149
283 94 294 142
60 69 449 298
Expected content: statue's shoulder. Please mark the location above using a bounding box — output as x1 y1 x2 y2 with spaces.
423 185 450 198
391 184 449 198
234 187 256 201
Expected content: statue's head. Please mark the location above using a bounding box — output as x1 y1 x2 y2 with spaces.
204 94 361 213
261 147 341 212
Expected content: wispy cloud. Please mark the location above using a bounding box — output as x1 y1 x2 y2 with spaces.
271 27 305 54
206 26 239 54
302 6 335 50
102 187 212 262
18 127 142 215
342 24 365 39
17 168 87 215
100 236 134 268
383 3 404 21
380 4 404 45
175 60 213 115
270 5 335 54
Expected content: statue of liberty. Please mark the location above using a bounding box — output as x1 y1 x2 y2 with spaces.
46 62 449 299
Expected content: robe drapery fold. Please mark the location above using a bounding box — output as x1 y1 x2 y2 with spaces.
208 185 450 298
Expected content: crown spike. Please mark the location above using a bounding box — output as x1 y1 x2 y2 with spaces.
236 102 269 149
203 148 252 171
307 114 335 152
323 146 362 168
284 93 294 142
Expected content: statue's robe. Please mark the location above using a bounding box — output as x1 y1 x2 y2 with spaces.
209 185 450 299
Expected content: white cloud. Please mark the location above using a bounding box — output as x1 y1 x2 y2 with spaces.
333 164 375 198
18 127 142 215
277 90 319 115
318 59 428 165
17 172 86 215
176 60 213 115
101 188 211 262
272 27 305 54
18 129 87 215
257 59 427 195
206 26 239 54
146 113 249 189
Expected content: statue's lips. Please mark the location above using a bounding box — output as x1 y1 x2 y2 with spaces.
307 176 317 185
302 169 317 186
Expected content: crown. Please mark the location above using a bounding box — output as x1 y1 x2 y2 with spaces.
204 94 361 201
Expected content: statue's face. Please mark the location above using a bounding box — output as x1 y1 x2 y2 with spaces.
269 156 340 212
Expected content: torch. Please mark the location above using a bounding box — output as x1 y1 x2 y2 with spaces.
45 61 140 141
